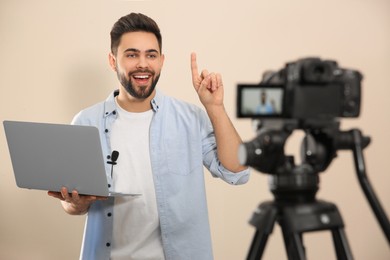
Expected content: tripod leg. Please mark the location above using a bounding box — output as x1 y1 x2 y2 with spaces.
331 229 354 260
282 230 307 260
247 202 278 260
247 229 270 260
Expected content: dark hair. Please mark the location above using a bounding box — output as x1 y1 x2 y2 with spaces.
110 13 162 56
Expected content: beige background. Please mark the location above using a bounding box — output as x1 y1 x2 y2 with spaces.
1 0 389 259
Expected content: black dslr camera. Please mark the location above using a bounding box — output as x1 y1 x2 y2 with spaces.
237 57 362 120
237 57 364 175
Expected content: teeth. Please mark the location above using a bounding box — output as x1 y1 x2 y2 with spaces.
134 75 149 79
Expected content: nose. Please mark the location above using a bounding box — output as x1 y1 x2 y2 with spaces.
136 55 148 69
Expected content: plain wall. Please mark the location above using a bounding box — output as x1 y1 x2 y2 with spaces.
1 0 389 259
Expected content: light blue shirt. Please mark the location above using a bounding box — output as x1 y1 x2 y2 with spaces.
255 103 274 114
72 90 250 260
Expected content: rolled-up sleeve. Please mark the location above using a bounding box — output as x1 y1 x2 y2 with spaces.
200 111 250 185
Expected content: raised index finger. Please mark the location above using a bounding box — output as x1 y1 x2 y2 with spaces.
191 52 199 79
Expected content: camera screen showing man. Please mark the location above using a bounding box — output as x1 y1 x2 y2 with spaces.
237 86 283 118
256 90 275 114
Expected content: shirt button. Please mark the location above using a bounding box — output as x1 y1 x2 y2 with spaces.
113 111 117 115
106 243 111 247
107 155 111 159
105 129 109 133
108 184 111 188
107 212 112 217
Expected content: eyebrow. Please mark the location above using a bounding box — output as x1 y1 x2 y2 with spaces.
123 48 159 54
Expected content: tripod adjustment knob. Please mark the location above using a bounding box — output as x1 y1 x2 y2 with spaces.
301 133 317 164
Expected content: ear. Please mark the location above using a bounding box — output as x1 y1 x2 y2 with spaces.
160 53 165 68
108 52 117 72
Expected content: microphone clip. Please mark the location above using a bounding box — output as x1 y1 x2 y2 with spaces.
107 150 119 178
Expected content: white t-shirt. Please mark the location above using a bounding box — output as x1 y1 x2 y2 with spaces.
110 101 164 260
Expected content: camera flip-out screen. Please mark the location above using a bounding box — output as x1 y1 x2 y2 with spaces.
237 84 284 118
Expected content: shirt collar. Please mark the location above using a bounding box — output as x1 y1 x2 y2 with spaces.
103 89 162 118
151 89 162 112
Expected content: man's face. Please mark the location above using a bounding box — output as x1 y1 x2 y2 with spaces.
111 31 164 99
261 92 266 104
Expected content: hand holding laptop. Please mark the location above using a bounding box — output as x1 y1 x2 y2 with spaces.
48 187 107 215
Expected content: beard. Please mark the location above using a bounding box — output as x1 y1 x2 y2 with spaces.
117 69 161 100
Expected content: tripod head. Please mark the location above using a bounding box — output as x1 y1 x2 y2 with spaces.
239 118 370 203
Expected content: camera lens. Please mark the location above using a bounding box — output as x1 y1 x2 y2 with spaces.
238 142 259 166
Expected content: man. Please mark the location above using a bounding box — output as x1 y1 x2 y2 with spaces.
255 90 275 115
49 13 249 260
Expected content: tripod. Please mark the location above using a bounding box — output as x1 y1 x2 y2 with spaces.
247 191 353 259
243 127 390 260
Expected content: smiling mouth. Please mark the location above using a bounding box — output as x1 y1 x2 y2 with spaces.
133 74 150 79
132 73 152 84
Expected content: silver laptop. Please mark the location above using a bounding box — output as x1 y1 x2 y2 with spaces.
3 120 140 197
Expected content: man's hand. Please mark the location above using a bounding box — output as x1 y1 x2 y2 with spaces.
48 187 107 215
190 53 248 173
190 52 224 108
